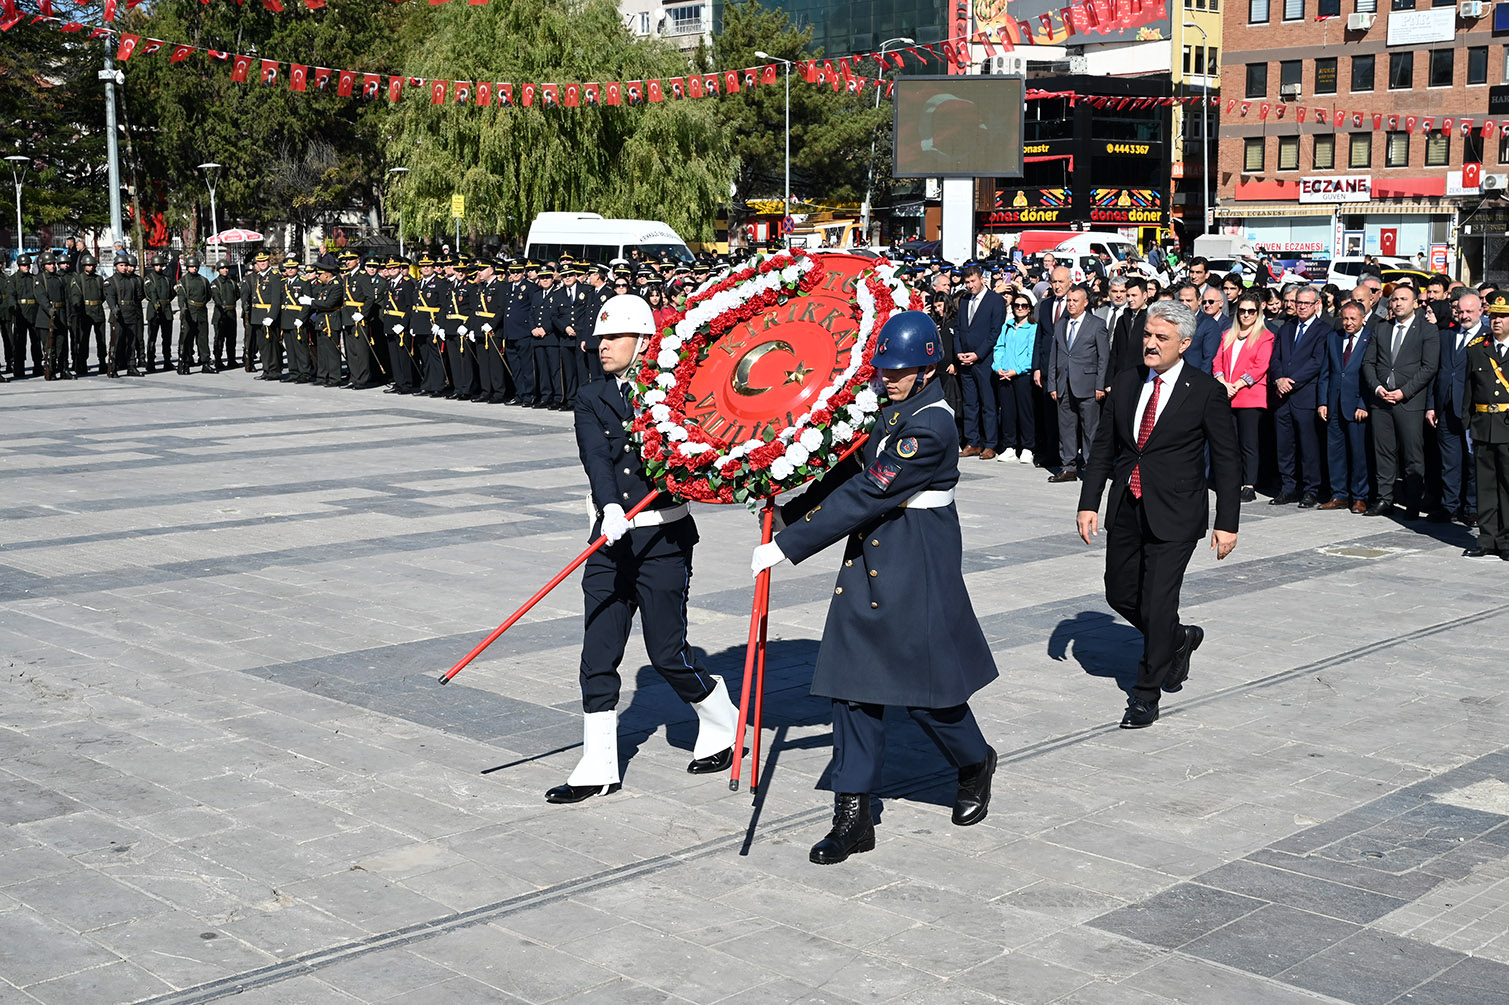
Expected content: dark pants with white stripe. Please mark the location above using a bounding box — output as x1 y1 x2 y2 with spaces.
825 701 988 793
579 543 713 713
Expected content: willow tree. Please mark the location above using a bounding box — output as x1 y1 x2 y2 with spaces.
387 0 735 246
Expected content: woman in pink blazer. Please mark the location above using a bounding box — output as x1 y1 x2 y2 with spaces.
1213 292 1274 503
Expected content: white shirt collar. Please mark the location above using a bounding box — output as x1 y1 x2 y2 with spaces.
1148 357 1185 386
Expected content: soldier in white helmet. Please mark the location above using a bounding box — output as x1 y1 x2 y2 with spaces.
547 295 740 803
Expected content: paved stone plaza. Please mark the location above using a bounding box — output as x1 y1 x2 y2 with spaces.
2 373 1508 1005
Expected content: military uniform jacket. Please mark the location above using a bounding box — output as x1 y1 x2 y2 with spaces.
470 279 504 345
0 270 13 322
583 283 612 350
143 271 174 321
210 275 239 323
279 276 307 332
544 285 574 342
526 283 551 337
1464 338 1509 445
410 274 448 341
775 379 998 707
38 271 66 329
574 378 697 556
242 270 280 328
69 272 107 322
384 276 415 338
176 272 212 318
341 271 376 329
307 277 345 338
503 279 533 341
106 272 145 326
441 281 473 338
11 272 41 325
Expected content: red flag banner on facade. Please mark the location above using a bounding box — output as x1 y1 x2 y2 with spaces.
1370 113 1382 130
1239 101 1250 117
604 81 621 105
1259 102 1270 120
579 83 596 106
940 41 957 65
499 83 515 106
452 80 471 104
1275 103 1286 120
430 80 447 104
312 67 333 90
1387 115 1398 131
1315 108 1328 124
1422 117 1434 132
1483 120 1497 138
387 76 404 101
1405 115 1418 132
1464 161 1483 187
723 70 740 93
541 83 559 107
1296 107 1306 123
1225 98 1237 114
688 75 703 98
667 77 684 100
520 82 536 106
973 30 996 56
116 34 139 60
762 63 778 85
1351 112 1363 128
647 79 664 102
230 55 253 82
362 73 381 99
261 60 280 85
170 44 193 62
564 82 581 106
1333 111 1346 130
337 70 356 97
290 64 307 91
1460 118 1474 135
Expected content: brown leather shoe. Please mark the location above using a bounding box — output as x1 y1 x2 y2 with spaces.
1351 500 1368 514
959 446 982 458
980 449 997 460
1316 498 1350 510
1047 470 1079 483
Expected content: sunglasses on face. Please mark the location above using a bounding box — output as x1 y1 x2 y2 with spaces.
1013 302 1030 309
1237 307 1258 315
1202 299 1221 305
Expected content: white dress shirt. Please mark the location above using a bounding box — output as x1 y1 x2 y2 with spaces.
1132 358 1184 440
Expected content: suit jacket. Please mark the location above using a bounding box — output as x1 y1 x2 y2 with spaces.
1362 313 1440 411
1107 306 1146 383
1431 321 1483 419
1033 294 1063 374
1212 329 1274 410
1078 363 1241 542
1185 312 1225 374
1048 311 1110 398
1318 327 1373 417
1270 316 1333 410
955 288 1006 357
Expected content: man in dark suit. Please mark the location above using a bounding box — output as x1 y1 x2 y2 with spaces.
1033 266 1073 465
1427 291 1483 524
548 294 738 804
1107 277 1149 384
1317 302 1375 513
1270 285 1332 507
1077 301 1241 729
955 264 1007 459
1047 285 1110 481
1362 284 1440 518
1174 283 1224 374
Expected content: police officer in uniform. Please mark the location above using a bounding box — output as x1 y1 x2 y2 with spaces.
143 251 175 371
383 256 418 394
751 311 1000 864
210 260 240 369
11 254 41 378
548 294 740 804
0 254 14 380
243 251 281 378
340 253 379 388
69 254 108 376
105 252 145 378
277 255 313 383
530 263 564 408
503 259 536 405
1464 292 1509 560
38 252 71 380
176 255 214 373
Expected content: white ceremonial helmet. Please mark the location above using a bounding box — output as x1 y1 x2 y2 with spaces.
596 293 658 360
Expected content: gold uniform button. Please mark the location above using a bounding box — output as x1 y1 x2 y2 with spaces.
835 587 844 595
870 539 879 546
869 569 878 577
844 560 853 567
870 602 879 609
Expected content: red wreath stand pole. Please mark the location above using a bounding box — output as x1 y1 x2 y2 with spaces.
437 491 662 684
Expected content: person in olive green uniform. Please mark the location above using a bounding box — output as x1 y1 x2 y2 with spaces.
241 250 280 376
11 255 42 378
105 252 145 378
38 252 71 380
306 254 346 386
0 255 15 380
143 252 176 371
1463 292 1509 560
277 256 312 383
210 261 240 369
176 255 214 373
68 254 108 376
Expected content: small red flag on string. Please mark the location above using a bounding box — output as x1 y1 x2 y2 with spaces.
475 81 492 106
647 79 664 102
430 80 447 104
688 76 703 98
540 83 558 107
230 55 253 83
37 0 52 16
262 0 283 11
564 83 581 106
604 81 621 106
761 64 777 85
499 83 515 106
362 73 381 99
337 70 356 97
579 83 595 106
624 81 643 105
117 35 140 60
170 44 193 62
387 76 404 102
704 74 721 96
103 0 116 21
452 80 470 104
723 70 740 93
520 82 536 106
290 64 307 90
667 77 684 100
799 60 816 83
260 60 280 85
139 39 164 56
974 30 996 56
312 67 333 90
305 0 325 8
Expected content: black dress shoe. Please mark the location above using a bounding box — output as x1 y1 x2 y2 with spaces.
952 747 996 826
502 397 519 405
1464 547 1495 558
125 367 143 377
1047 470 1079 483
1120 697 1159 729
686 747 733 774
1269 492 1299 505
809 793 875 865
279 374 295 382
1164 624 1203 692
544 782 620 804
1362 502 1393 517
1298 493 1319 509
1426 509 1453 523
1240 486 1257 503
1460 512 1479 528
295 376 313 384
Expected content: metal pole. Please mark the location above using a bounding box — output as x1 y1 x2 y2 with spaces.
102 44 123 246
12 174 22 263
861 37 913 241
388 167 408 258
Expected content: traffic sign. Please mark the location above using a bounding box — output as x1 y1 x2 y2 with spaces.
451 194 465 219
781 216 794 236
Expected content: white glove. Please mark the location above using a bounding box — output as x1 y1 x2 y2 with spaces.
600 504 631 545
391 324 403 335
298 295 313 306
751 541 787 579
467 333 477 343
457 325 468 336
351 311 362 322
294 319 303 328
432 324 443 337
481 323 493 333
262 317 273 327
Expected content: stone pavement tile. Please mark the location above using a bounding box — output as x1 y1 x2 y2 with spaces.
1195 859 1408 924
1088 883 1264 950
7 868 171 933
953 950 1094 1004
193 973 364 1004
378 975 527 1004
547 977 698 1004
1123 953 1340 1005
135 805 237 843
880 986 1020 1005
1275 930 1465 1005
558 919 775 1003
711 923 935 1003
20 960 173 1005
1017 925 1168 982
491 896 627 948
1245 848 1446 901
86 914 276 990
215 901 370 960
281 867 453 935
996 837 1181 902
0 843 76 888
996 881 1129 926
710 876 912 951
1179 903 1361 978
712 977 867 1004
1047 983 1181 1005
394 862 538 913
1395 978 1509 1005
864 923 1002 978
313 949 463 1003
0 775 83 827
413 923 621 1003
1033 820 1229 881
0 906 122 987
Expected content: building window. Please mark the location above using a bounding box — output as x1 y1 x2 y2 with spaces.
1314 134 1336 170
1244 137 1266 172
1385 131 1409 167
1192 0 1205 7
1183 46 1193 76
1284 0 1305 19
1210 49 1220 74
1280 60 1302 88
1278 136 1301 170
663 3 708 36
1388 51 1413 90
1424 131 1449 167
1315 57 1338 94
1468 47 1488 86
1349 132 1372 168
1318 0 1341 12
1246 63 1269 97
1465 131 1484 165
1352 54 1375 92
1250 0 1270 21
1355 0 1377 10
1429 49 1453 88
1499 132 1509 164
1391 0 1414 9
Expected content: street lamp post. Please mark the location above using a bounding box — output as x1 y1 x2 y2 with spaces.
6 155 29 265
861 36 914 243
198 162 221 265
754 52 792 249
388 167 409 258
1183 20 1212 235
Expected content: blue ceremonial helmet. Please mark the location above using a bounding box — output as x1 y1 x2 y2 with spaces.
871 310 942 370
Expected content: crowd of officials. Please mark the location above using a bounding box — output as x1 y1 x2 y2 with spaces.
924 254 1509 560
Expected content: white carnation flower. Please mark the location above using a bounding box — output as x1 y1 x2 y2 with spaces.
855 389 880 412
667 426 688 442
656 349 679 369
784 443 810 467
643 389 667 406
846 404 867 424
769 457 794 481
650 404 671 423
656 373 677 389
661 336 682 352
833 421 855 442
799 428 823 452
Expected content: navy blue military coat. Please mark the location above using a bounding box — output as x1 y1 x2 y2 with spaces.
775 379 998 708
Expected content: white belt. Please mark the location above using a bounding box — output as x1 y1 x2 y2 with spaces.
629 503 689 528
901 489 955 510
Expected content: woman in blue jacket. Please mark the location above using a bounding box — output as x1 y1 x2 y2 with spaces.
992 292 1037 464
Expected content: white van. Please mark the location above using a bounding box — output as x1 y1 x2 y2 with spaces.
524 212 695 266
1050 232 1164 284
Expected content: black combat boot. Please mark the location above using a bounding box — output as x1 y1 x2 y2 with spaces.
809 793 875 865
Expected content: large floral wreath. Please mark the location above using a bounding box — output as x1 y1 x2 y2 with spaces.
628 249 923 504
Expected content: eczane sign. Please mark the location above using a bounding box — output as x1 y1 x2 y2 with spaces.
1299 175 1372 204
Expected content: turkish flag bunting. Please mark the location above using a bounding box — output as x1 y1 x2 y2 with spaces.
604 82 621 106
704 74 720 96
761 64 778 85
647 79 664 102
231 55 253 83
723 70 740 93
313 67 333 90
838 57 852 79
36 0 51 15
1225 98 1236 114
452 81 470 104
499 83 514 106
907 46 925 65
305 0 325 8
1352 112 1363 128
1297 107 1306 123
741 68 756 89
688 75 703 97
667 77 684 100
170 44 193 62
290 64 307 90
1483 120 1497 138
974 30 996 56
261 60 280 85
564 83 580 107
116 34 139 60
1259 102 1269 120
335 70 355 97
624 81 643 105
262 0 283 11
430 80 447 104
387 76 404 101
541 83 558 107
1275 104 1285 120
1422 117 1434 132
1333 111 1346 130
475 81 492 106
1387 115 1398 131
139 39 164 57
1315 108 1327 124
103 0 116 21
1239 101 1249 117
1461 118 1475 135
939 42 957 65
799 61 816 83
362 73 381 99
520 82 536 106
89 27 111 38
1405 115 1418 132
579 83 595 106
1464 162 1482 188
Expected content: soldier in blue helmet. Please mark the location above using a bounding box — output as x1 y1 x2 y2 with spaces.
751 310 1000 865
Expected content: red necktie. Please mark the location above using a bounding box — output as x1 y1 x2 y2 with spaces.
1053 300 1064 326
1129 375 1162 500
1342 335 1356 366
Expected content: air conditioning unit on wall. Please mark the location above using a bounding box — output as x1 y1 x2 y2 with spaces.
1347 12 1376 29
1483 174 1508 192
1280 83 1302 99
1460 1 1487 18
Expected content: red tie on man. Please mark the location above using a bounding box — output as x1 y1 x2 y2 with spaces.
1342 334 1356 367
1129 375 1162 499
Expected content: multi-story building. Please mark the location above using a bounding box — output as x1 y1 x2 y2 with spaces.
621 0 713 55
1219 1 1500 279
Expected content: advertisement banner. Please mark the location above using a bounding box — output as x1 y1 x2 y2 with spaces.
972 0 1170 48
985 187 1072 225
1089 188 1164 224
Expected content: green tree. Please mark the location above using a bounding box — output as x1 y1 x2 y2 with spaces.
386 0 735 247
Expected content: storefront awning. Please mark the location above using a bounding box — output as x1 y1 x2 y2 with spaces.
1215 202 1458 218
1212 206 1335 219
